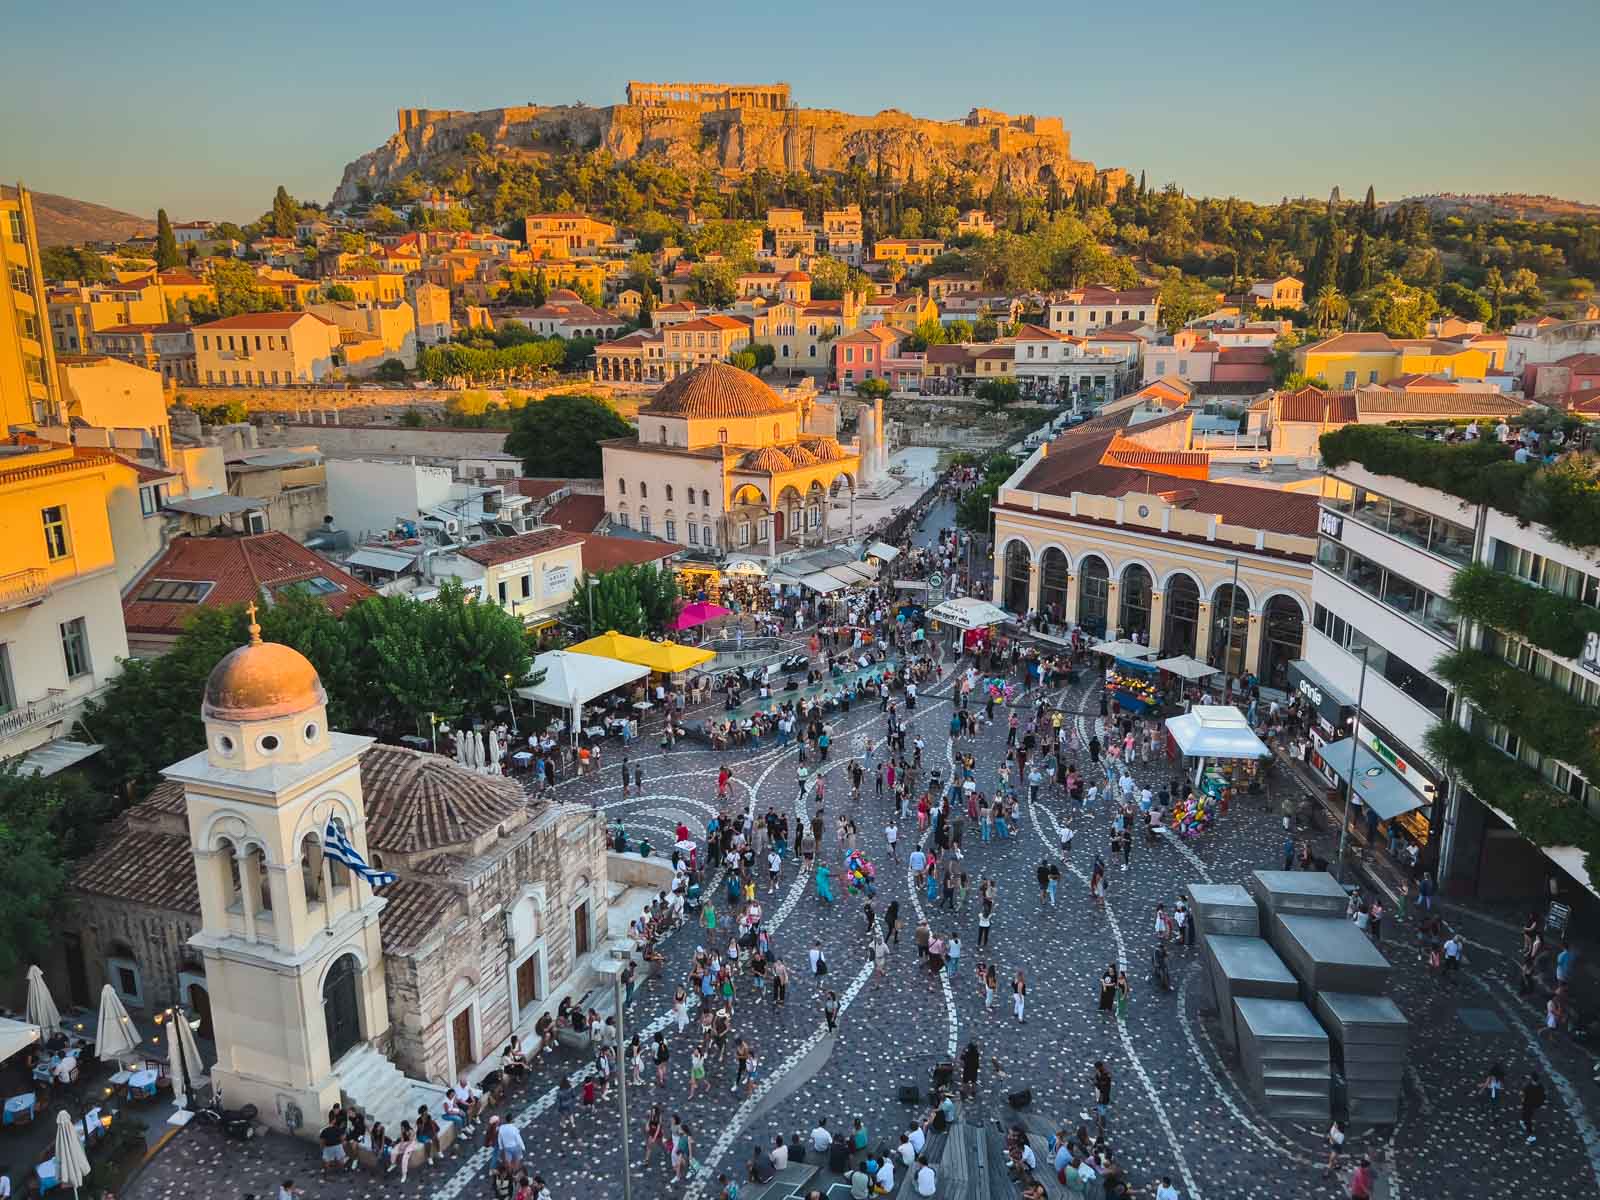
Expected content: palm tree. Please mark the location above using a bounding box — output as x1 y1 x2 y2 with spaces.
1311 284 1348 333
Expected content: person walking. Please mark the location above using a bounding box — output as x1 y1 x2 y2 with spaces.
1012 970 1027 1023
1520 1074 1547 1143
960 1039 981 1101
977 896 993 948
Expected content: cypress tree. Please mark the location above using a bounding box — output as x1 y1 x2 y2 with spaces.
155 209 180 269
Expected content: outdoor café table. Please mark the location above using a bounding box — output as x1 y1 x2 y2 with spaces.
3 1092 34 1124
584 726 607 740
108 1069 131 1086
632 701 654 711
511 751 533 770
37 1157 58 1192
127 1067 159 1099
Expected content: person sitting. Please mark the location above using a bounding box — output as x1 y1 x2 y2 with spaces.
500 1041 528 1080
534 1012 557 1055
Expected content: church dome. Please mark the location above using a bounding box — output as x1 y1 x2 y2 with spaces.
780 270 810 283
643 362 794 419
203 614 326 722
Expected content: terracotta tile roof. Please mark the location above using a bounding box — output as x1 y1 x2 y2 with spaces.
508 478 568 501
71 817 199 914
1062 286 1159 305
142 781 189 815
457 528 585 567
925 345 972 365
124 533 375 635
361 743 528 854
801 437 850 462
581 535 682 573
599 330 662 349
194 311 335 331
1216 347 1270 364
1101 434 1209 471
671 315 750 332
641 362 794 419
1562 387 1600 414
739 446 797 472
94 322 192 335
1275 387 1358 423
373 878 459 955
1554 352 1600 372
544 493 608 532
1356 391 1523 416
1015 324 1066 341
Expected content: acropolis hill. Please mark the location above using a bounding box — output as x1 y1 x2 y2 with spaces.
332 82 1125 205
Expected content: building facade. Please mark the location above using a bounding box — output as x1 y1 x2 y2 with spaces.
195 311 342 386
1046 287 1161 337
1 185 61 426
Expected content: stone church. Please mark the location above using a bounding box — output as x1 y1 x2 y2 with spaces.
66 620 610 1132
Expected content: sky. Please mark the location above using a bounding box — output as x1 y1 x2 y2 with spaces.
3 0 1597 223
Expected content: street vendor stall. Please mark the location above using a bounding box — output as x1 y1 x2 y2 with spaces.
1090 638 1158 660
1110 656 1160 712
926 596 1012 655
1164 705 1272 834
1154 655 1218 681
671 602 732 632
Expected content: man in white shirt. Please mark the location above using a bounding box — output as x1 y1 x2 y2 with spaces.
811 1121 833 1154
769 1135 788 1170
907 1122 927 1155
1155 1176 1180 1200
896 1135 916 1166
874 1157 896 1192
915 1159 937 1196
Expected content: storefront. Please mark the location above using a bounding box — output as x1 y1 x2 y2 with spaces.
1286 659 1356 785
1321 725 1440 849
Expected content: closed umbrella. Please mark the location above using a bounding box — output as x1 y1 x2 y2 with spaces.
487 728 502 775
53 1108 91 1197
453 729 467 768
473 730 487 774
94 984 139 1066
26 964 61 1036
166 1020 190 1109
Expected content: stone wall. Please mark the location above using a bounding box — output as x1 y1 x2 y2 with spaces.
71 895 204 1014
257 421 517 461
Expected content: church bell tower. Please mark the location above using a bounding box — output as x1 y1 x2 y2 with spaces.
166 606 389 1134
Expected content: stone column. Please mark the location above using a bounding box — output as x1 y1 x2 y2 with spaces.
1106 580 1121 640
1195 601 1213 662
1065 573 1081 625
768 508 777 557
1027 561 1041 614
1243 610 1264 680
1149 590 1166 654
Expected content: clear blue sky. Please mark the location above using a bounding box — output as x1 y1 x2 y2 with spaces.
3 0 1596 223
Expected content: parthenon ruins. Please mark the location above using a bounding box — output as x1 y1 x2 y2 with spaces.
624 81 791 110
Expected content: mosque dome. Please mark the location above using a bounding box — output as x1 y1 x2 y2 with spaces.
643 362 794 419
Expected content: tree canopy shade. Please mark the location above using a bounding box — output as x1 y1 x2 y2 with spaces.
976 377 1020 410
503 391 632 477
81 583 535 799
563 563 680 638
0 762 76 977
956 452 1019 532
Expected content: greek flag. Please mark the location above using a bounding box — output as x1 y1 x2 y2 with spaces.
324 818 397 887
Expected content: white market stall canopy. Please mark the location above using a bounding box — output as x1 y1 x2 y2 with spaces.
866 541 901 562
517 650 649 708
1165 705 1271 760
1154 654 1218 680
927 596 1012 630
0 1016 40 1062
1091 638 1158 659
825 563 877 586
723 557 767 576
788 571 845 594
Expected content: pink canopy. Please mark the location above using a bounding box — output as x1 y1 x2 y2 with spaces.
671 601 732 630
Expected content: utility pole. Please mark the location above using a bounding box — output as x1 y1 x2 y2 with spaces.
1220 557 1241 702
1336 645 1370 885
598 959 633 1200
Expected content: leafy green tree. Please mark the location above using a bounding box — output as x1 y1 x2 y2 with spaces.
562 336 597 371
322 283 357 302
976 377 1020 410
1157 271 1219 333
855 377 891 399
688 261 737 307
748 342 776 372
39 245 109 283
188 259 284 321
973 317 999 342
367 204 404 232
945 319 974 343
633 564 681 631
155 209 181 269
1310 284 1349 333
504 392 631 476
1355 275 1438 338
399 407 426 428
375 358 409 382
730 350 758 371
0 763 73 976
270 185 298 238
565 570 645 637
1438 282 1493 324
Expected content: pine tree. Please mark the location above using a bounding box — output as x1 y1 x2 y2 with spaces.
155 209 180 269
1137 170 1146 198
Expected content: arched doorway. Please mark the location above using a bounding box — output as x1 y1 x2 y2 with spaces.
773 510 785 541
187 982 214 1042
1162 574 1201 657
1119 565 1154 642
1208 584 1251 677
322 954 363 1064
1039 549 1069 624
1002 541 1032 614
1259 595 1305 692
1077 556 1110 638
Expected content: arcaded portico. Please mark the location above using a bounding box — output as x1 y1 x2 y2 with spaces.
624 81 791 110
989 411 1319 691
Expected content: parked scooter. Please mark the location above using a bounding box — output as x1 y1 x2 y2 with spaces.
193 1092 258 1140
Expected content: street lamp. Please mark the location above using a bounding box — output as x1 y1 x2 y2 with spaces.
428 711 441 755
1335 644 1371 885
503 674 520 735
596 959 633 1200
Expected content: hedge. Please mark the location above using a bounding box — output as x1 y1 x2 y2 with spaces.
1425 722 1600 884
1433 649 1600 786
1318 425 1600 551
1449 563 1600 661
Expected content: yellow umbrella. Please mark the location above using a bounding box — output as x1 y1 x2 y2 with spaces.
567 630 715 674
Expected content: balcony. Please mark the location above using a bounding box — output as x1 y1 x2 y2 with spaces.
0 567 50 612
0 691 74 741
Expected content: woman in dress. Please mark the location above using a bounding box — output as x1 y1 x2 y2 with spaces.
1098 965 1117 1014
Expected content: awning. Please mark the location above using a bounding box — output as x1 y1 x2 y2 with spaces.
162 494 264 518
517 650 650 707
723 557 767 576
825 563 876 586
1091 638 1159 660
566 630 716 674
926 597 1011 630
15 739 103 777
846 559 881 580
894 580 928 592
0 1016 40 1062
1320 738 1429 822
866 541 901 562
1154 654 1217 680
1165 705 1271 759
798 571 847 594
345 547 418 574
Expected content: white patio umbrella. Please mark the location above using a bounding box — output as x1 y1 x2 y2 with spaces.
458 730 474 770
166 1019 191 1109
94 983 140 1066
54 1108 91 1197
486 727 502 776
473 730 487 774
25 964 61 1036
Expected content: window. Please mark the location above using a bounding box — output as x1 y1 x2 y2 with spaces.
1311 604 1448 715
60 617 91 679
1343 370 1356 388
665 519 677 541
201 335 210 351
718 428 729 444
138 579 213 603
41 506 69 559
1316 542 1458 640
1368 371 1379 384
639 509 652 534
1491 542 1600 608
615 512 629 529
498 580 509 605
618 478 626 495
0 645 15 714
688 523 699 544
665 485 674 502
659 427 667 445
738 522 751 547
639 482 647 499
521 574 532 598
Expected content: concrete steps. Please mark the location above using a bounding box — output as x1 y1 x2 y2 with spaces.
337 1044 446 1135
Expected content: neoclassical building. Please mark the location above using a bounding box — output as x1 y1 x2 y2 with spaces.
68 622 609 1135
600 361 860 557
990 411 1319 691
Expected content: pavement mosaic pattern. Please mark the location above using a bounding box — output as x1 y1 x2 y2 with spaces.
122 514 1600 1200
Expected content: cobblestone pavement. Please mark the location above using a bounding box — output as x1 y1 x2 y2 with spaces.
124 652 1600 1200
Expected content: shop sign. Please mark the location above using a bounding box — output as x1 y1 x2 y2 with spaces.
1583 631 1600 678
1318 509 1343 539
543 564 572 594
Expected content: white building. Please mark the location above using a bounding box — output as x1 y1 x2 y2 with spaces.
429 527 583 629
1046 286 1160 337
1011 324 1140 401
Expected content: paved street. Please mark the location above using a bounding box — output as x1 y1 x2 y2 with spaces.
123 626 1600 1199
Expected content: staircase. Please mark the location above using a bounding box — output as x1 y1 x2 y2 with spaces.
336 1044 447 1134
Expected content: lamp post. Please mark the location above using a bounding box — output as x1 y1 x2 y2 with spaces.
503 674 519 735
1220 557 1241 703
597 959 633 1200
1336 644 1370 885
428 712 440 755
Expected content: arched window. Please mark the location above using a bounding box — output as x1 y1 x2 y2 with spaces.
639 481 648 499
773 423 781 442
217 837 242 910
1077 556 1110 638
701 489 711 507
247 844 272 913
658 427 667 445
665 485 674 502
617 477 626 495
1002 542 1031 614
1209 583 1250 676
1040 548 1069 621
1259 596 1305 691
639 507 652 535
718 428 729 443
299 833 324 906
1119 564 1153 641
1163 574 1201 657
